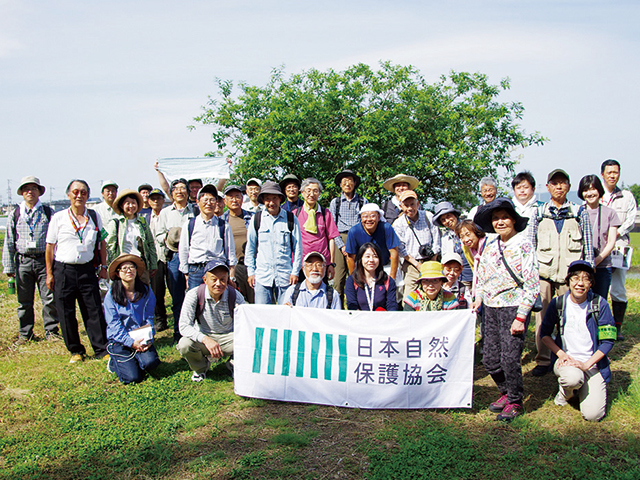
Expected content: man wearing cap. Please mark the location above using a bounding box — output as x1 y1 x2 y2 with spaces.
45 179 109 362
529 169 594 376
467 177 498 220
245 181 303 304
282 252 341 309
329 169 368 304
155 178 198 342
294 178 340 279
600 159 637 340
540 260 616 422
138 183 153 223
179 184 236 291
177 259 246 382
280 174 304 212
381 174 420 224
222 184 255 303
148 188 169 331
93 180 119 226
392 190 441 301
242 178 263 213
345 203 401 280
2 176 59 344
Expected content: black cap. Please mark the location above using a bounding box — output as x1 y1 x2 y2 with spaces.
197 184 218 200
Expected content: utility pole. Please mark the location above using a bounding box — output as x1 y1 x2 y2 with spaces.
49 187 55 205
6 180 12 207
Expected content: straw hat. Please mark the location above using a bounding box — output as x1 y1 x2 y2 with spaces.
108 254 145 281
112 189 143 215
382 174 419 192
165 227 182 252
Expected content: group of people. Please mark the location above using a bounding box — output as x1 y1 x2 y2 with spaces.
2 158 636 422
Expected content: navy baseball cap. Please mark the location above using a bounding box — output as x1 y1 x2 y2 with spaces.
567 260 594 276
204 259 229 274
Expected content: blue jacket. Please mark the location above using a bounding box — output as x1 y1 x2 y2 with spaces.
540 291 615 382
104 286 156 348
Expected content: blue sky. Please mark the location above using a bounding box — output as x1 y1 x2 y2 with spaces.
1 0 638 202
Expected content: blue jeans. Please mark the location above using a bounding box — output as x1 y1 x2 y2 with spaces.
254 283 289 305
166 254 186 340
107 341 160 384
593 266 612 300
188 264 206 291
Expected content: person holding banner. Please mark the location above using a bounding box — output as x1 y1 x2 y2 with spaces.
345 242 397 311
403 261 460 311
282 252 341 309
472 198 540 422
104 254 160 384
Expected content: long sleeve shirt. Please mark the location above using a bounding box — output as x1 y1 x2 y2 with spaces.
245 208 303 287
178 215 236 274
104 287 156 348
528 200 595 267
475 234 540 318
179 286 246 341
2 201 51 274
154 202 197 246
392 211 441 259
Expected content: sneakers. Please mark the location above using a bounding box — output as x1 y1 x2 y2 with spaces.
488 394 509 413
69 353 84 363
531 364 550 377
191 371 206 382
496 403 523 422
554 390 569 407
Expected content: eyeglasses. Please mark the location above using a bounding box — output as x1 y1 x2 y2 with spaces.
569 273 591 284
304 261 325 269
199 197 217 204
361 214 378 220
119 265 137 272
71 189 88 197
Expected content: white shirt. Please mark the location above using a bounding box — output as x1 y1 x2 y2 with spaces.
93 201 118 226
178 215 237 274
563 297 594 363
122 219 142 256
46 208 103 264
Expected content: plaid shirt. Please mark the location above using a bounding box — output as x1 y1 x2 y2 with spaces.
2 202 51 275
329 193 368 249
528 200 594 266
392 211 441 259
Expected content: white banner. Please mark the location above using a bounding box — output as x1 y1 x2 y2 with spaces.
234 305 475 409
156 157 230 184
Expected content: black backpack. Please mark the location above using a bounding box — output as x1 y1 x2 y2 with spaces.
187 216 226 255
291 281 334 309
334 194 365 226
253 209 295 254
12 204 52 237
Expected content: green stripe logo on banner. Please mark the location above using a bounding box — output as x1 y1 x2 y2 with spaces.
252 328 347 382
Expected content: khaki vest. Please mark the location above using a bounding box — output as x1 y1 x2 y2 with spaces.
536 204 584 283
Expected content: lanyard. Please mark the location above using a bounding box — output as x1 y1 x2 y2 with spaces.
68 209 90 242
365 282 375 311
25 208 42 239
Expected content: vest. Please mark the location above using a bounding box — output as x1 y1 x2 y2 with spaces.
536 203 583 283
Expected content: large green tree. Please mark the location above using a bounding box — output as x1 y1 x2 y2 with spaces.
193 62 546 207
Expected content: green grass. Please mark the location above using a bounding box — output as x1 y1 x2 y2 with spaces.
1 230 640 479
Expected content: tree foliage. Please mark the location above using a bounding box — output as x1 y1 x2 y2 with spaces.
628 183 640 206
193 62 546 207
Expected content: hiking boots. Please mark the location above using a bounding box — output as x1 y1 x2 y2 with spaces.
496 403 523 422
488 394 509 413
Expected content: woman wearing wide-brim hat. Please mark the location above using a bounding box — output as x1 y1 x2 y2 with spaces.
105 189 157 283
381 174 420 224
104 254 160 384
471 197 540 422
403 261 461 311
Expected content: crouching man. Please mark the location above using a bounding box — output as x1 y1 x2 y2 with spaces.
177 259 245 382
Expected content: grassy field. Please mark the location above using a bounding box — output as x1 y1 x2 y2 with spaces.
1 231 639 479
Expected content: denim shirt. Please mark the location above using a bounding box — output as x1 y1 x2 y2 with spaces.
245 208 303 287
104 286 156 348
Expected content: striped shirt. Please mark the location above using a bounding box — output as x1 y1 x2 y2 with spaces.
392 211 441 259
329 193 368 249
2 201 51 274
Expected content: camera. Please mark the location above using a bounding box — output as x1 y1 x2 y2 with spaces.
418 244 435 260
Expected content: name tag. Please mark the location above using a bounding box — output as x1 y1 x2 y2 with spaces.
77 244 88 253
27 241 37 249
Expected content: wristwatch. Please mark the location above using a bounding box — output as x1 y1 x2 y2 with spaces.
100 265 108 271
328 263 336 268
230 276 237 283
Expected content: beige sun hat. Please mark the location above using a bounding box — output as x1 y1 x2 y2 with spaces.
112 189 143 215
17 176 46 195
108 254 146 281
382 174 419 192
165 227 182 252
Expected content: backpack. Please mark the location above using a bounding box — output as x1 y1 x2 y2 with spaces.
86 209 102 268
12 204 52 238
334 194 365 226
556 293 600 338
195 283 237 321
187 215 226 256
253 209 295 254
291 281 334 309
294 205 330 245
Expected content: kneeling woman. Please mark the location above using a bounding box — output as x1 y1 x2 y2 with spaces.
404 261 460 311
345 242 398 311
104 254 160 384
540 260 615 422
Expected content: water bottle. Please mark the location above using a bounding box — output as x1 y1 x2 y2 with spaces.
8 277 16 295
